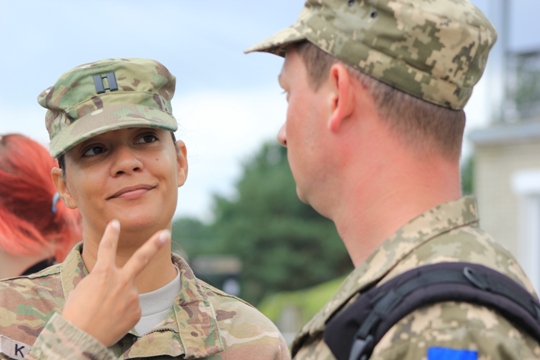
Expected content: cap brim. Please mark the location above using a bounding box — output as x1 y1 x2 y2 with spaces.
49 104 178 158
244 26 306 56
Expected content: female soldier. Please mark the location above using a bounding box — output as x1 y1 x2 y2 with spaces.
0 58 289 360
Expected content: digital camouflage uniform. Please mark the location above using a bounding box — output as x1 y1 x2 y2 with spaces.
0 244 290 360
290 197 540 359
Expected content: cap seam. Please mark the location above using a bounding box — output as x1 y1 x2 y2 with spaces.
391 0 487 32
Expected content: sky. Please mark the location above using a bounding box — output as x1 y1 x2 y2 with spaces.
1 0 539 222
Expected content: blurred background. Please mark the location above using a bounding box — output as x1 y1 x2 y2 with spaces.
1 0 539 343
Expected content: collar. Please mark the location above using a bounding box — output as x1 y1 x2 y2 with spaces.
21 258 56 276
60 243 88 298
293 196 480 345
60 244 224 358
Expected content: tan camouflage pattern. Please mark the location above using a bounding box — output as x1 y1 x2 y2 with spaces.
0 244 290 359
291 196 540 359
245 0 497 111
37 58 178 158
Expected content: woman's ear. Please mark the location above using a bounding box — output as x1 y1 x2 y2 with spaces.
175 140 188 187
327 63 355 132
51 167 78 209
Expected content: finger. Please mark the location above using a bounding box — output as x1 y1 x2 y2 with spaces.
95 219 121 268
122 230 170 279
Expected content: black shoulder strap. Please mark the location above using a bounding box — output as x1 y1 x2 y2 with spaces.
323 262 540 360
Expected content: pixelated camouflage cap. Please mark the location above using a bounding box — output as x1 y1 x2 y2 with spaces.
245 0 497 110
38 58 178 158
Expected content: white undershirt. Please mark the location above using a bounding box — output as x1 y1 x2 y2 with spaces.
134 266 181 335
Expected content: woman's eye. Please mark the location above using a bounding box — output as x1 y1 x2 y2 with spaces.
82 146 105 157
137 134 158 144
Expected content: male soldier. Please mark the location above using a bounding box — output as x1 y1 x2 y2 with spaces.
246 0 540 359
0 58 289 359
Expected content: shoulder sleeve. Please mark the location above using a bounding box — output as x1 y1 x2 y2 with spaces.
221 304 291 359
370 302 540 360
205 286 291 359
28 313 116 360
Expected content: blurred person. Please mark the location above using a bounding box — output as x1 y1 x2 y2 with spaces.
0 133 81 278
246 0 540 359
0 58 289 360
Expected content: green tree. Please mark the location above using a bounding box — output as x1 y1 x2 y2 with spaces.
171 217 218 260
210 142 352 304
461 155 474 195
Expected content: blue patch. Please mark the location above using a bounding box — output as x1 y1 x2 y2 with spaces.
428 347 478 360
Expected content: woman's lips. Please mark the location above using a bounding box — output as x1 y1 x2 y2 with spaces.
108 184 156 200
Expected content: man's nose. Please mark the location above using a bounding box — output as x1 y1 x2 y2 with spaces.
277 123 287 147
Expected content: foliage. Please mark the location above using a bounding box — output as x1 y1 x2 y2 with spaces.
460 155 474 195
258 275 345 327
171 217 218 260
172 142 353 305
211 142 352 304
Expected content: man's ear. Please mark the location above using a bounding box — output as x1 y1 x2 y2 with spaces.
327 63 355 132
175 140 188 187
51 167 78 209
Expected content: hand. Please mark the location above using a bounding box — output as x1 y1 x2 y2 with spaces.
61 220 170 347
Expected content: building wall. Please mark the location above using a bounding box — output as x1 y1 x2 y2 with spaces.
475 140 540 255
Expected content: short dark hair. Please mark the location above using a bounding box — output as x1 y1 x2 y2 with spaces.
294 41 466 161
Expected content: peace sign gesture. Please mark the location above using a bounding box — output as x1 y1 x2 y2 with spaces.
61 220 170 347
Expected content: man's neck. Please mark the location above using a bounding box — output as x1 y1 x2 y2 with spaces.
331 156 462 267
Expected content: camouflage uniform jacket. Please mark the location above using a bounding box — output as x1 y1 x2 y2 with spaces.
0 244 290 360
292 196 540 359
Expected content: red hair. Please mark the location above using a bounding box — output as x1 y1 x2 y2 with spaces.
0 134 82 261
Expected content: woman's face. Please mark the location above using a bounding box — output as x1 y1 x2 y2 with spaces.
52 128 187 242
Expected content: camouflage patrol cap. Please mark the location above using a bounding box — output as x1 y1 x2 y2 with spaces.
38 58 178 158
245 0 497 110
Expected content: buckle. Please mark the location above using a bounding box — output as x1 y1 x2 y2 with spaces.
463 267 490 290
348 335 374 360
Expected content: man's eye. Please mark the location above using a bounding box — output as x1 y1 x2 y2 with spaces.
83 146 105 157
137 134 158 144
